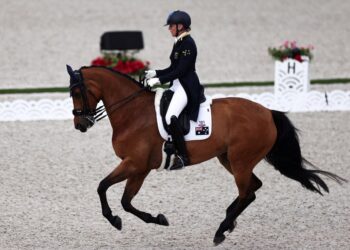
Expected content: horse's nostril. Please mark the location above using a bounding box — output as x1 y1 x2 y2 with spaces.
75 123 87 132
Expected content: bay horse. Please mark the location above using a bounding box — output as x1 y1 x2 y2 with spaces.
67 65 345 245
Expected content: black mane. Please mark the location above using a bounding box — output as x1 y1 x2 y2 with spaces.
80 65 151 91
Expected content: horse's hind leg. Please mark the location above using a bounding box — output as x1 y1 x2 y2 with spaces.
217 153 238 231
225 174 262 225
121 174 169 226
213 170 262 245
217 154 262 231
217 153 232 174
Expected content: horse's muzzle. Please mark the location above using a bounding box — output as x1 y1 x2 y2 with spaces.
75 116 95 133
75 123 88 133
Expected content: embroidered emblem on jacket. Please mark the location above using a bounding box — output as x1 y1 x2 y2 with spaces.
182 50 191 56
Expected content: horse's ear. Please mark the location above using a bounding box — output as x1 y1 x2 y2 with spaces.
66 64 74 78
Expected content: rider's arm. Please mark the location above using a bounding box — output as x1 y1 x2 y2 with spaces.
155 65 173 77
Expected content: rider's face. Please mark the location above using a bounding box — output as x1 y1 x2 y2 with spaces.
169 24 184 37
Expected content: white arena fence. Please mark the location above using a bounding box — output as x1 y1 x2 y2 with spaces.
0 89 349 121
2 59 348 121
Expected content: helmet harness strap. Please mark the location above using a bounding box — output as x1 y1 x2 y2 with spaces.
175 24 184 38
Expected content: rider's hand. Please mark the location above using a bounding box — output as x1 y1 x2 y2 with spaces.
145 70 156 79
147 77 160 87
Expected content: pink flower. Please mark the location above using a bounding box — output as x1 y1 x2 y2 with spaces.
290 41 297 49
283 40 289 48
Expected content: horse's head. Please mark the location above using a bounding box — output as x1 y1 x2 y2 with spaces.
67 65 102 132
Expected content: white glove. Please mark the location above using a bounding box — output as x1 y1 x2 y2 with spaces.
145 70 156 79
147 77 160 87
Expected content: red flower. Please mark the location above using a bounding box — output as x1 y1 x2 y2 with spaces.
294 54 302 62
91 54 149 74
130 60 145 71
91 57 108 66
113 60 128 73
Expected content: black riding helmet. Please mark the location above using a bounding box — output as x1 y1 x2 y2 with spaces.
165 10 191 29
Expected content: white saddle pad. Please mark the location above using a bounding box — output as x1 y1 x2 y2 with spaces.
154 88 212 141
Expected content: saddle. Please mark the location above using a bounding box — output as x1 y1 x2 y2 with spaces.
159 89 190 135
155 88 212 171
154 88 212 142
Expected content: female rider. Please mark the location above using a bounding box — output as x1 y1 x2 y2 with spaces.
145 10 205 170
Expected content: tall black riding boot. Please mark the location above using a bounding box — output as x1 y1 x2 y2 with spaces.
168 115 190 170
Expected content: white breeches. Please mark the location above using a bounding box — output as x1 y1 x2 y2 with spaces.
165 79 188 125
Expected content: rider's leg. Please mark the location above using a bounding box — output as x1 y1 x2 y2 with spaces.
169 115 190 169
165 80 189 170
165 80 188 125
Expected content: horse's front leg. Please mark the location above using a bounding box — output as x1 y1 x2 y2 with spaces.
121 174 169 226
97 159 132 230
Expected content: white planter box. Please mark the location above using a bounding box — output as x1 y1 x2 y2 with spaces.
274 58 310 98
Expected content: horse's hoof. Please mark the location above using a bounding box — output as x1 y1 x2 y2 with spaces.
112 216 122 230
156 214 169 226
228 220 237 233
213 234 226 246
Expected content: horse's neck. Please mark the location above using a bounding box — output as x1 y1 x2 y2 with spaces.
99 72 141 107
95 70 155 132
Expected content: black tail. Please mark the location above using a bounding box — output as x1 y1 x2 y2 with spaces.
265 110 346 195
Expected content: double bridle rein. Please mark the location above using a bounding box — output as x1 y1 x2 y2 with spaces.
68 67 148 124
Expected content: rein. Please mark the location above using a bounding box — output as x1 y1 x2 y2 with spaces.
94 87 148 122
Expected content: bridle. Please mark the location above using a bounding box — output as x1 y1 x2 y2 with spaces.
69 69 103 126
68 67 148 125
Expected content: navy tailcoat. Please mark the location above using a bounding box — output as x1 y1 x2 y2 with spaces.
156 35 205 122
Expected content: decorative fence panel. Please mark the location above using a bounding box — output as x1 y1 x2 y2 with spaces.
0 90 349 121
